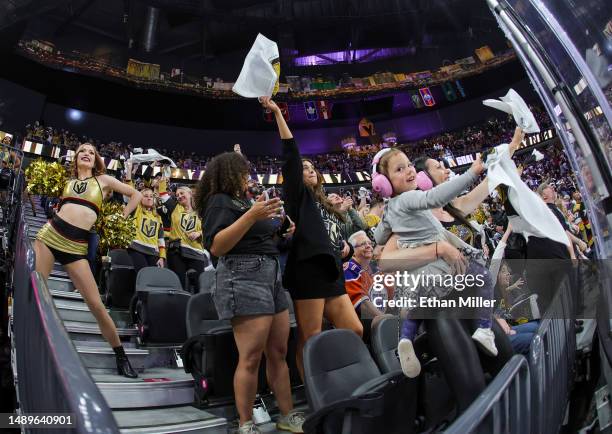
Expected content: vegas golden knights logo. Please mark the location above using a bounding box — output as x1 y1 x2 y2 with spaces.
141 218 158 238
180 214 196 232
73 180 88 195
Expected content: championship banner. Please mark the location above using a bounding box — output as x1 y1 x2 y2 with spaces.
304 101 318 121
317 101 331 120
456 56 476 67
475 46 495 63
126 59 160 80
409 90 423 109
419 87 436 107
442 82 458 102
455 80 466 98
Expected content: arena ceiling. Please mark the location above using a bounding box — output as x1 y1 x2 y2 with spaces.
2 0 503 73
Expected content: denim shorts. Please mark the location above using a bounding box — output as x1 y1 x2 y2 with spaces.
212 254 289 320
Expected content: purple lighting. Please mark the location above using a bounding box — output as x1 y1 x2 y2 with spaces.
294 47 415 66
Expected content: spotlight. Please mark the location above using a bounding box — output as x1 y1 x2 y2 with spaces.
67 109 83 122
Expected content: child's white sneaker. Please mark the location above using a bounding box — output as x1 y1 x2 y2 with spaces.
398 338 421 378
472 328 498 356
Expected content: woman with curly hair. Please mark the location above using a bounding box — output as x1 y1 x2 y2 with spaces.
196 152 303 434
260 97 363 380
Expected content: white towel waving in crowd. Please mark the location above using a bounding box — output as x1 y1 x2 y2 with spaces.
233 33 281 98
483 88 541 134
485 142 570 247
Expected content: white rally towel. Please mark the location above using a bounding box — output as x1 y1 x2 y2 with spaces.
532 148 544 162
128 149 177 168
483 89 541 133
485 143 569 246
233 33 280 98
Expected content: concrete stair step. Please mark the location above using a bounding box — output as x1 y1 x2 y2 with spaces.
77 346 148 372
114 406 226 434
48 276 75 292
50 289 82 301
55 299 100 323
64 320 137 343
93 368 194 409
54 298 132 327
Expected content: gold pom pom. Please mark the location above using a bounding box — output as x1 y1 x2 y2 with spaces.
95 202 136 254
25 159 68 197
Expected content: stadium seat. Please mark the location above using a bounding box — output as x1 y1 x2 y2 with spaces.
198 269 215 294
130 267 191 344
183 291 238 406
183 290 302 406
303 328 417 434
101 249 136 308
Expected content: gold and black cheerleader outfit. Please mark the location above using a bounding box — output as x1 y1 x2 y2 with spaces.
157 179 207 289
36 177 103 264
127 204 166 271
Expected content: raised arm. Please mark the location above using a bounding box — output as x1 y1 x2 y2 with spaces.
261 97 292 140
261 97 304 222
508 127 524 158
101 175 142 217
451 178 490 215
399 158 482 211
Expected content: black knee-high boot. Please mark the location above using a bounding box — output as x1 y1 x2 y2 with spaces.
113 346 138 378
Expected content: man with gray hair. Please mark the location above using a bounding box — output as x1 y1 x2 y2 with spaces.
343 230 384 318
537 182 585 257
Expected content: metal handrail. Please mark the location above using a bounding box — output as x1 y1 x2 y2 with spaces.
12 195 119 433
444 355 531 434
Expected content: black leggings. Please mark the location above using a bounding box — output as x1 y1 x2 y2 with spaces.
127 249 159 274
525 236 571 311
167 250 205 291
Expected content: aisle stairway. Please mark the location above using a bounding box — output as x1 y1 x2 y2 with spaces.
23 201 295 433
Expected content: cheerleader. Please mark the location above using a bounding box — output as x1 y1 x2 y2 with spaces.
158 177 208 290
34 143 142 378
124 163 165 273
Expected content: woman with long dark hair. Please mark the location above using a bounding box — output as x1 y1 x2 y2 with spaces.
261 97 363 379
196 152 303 434
34 143 142 378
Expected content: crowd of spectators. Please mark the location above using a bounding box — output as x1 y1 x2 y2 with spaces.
22 105 554 176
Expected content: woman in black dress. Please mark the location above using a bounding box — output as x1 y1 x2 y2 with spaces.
261 97 362 379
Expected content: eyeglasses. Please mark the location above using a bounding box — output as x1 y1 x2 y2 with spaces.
354 241 373 248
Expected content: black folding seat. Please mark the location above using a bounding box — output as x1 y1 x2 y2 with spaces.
182 290 237 405
130 267 191 344
303 328 417 434
198 270 216 294
182 289 302 406
101 249 136 308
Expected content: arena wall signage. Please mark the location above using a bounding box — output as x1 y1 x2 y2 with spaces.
443 127 556 168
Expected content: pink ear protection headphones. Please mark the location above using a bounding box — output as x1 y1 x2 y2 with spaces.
372 149 435 196
416 171 433 191
371 149 394 198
